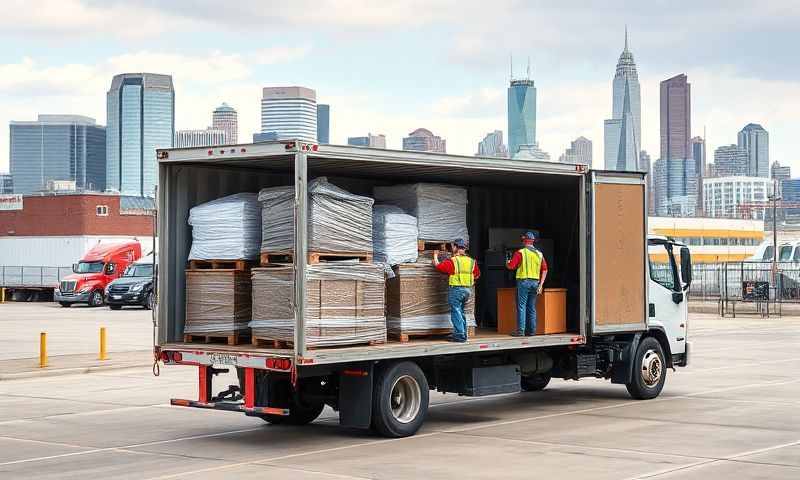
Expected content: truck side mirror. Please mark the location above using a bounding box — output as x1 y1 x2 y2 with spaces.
679 246 692 290
105 263 116 275
72 263 79 273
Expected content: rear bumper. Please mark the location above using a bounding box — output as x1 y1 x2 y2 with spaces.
54 291 90 303
170 398 289 417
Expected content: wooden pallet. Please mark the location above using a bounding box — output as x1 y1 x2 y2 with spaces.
259 251 373 266
252 336 385 350
184 332 249 346
395 326 476 343
187 259 254 271
418 240 454 252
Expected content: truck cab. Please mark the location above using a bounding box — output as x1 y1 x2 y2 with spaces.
54 240 142 307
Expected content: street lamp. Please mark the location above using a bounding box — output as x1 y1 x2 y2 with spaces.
768 180 781 295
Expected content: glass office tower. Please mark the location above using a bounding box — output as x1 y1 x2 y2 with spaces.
507 78 536 157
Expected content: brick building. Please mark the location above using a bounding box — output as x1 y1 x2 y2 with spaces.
0 193 154 237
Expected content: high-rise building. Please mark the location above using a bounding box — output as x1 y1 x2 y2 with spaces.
348 133 386 149
476 130 508 158
703 176 773 219
317 104 330 144
660 74 691 162
260 86 317 142
402 128 446 153
507 63 536 156
559 136 592 164
771 161 791 181
713 145 749 177
690 136 706 214
10 115 106 194
781 179 800 203
640 150 655 215
253 132 278 143
212 103 238 144
1 173 13 194
514 143 551 161
657 74 692 216
106 73 174 197
174 129 228 148
737 123 769 177
603 29 640 171
653 157 696 216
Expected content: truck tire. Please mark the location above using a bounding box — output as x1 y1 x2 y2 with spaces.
521 373 551 392
626 336 667 400
143 292 154 310
371 361 429 438
59 302 72 308
88 290 104 307
109 305 122 310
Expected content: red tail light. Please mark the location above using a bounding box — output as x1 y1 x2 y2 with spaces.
265 357 291 370
159 351 169 362
266 358 276 369
172 352 183 362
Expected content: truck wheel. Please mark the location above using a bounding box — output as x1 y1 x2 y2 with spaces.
109 305 122 310
143 292 154 310
261 402 325 426
626 336 667 400
88 290 104 307
371 361 429 438
521 373 551 392
59 302 72 308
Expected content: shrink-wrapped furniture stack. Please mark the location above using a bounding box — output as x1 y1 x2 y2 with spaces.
372 205 418 265
374 183 468 243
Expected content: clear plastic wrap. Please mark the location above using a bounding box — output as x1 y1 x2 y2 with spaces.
386 262 475 337
373 183 468 242
184 270 252 334
372 204 419 265
188 193 261 260
250 263 387 347
258 177 374 254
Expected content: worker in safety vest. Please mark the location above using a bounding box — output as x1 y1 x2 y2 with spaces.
506 231 548 336
433 238 481 343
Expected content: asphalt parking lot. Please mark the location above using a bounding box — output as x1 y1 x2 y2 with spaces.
0 309 799 479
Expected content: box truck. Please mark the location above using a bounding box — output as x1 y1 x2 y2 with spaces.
155 141 691 437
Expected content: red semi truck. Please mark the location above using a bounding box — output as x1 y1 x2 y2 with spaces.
54 240 142 307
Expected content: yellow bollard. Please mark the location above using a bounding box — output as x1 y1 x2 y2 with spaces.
99 327 108 360
1 287 5 303
39 332 47 368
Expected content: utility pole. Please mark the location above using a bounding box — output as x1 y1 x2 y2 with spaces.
768 180 780 296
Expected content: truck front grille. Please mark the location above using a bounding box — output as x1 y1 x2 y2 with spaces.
60 280 77 293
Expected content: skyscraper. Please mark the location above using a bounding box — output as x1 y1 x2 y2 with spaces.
174 128 227 148
737 123 769 177
507 62 536 156
317 104 330 144
691 136 706 214
713 145 749 177
212 103 238 144
10 115 106 194
640 150 655 215
603 28 640 171
559 136 592 164
514 143 551 161
0 173 12 194
348 133 386 148
260 86 317 142
657 74 692 216
660 74 691 162
402 128 446 153
476 130 508 157
106 73 174 197
771 161 790 182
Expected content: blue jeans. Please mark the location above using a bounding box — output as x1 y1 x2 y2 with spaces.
448 286 471 340
516 279 540 335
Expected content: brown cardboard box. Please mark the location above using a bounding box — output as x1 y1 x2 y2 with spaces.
496 287 567 335
184 270 252 337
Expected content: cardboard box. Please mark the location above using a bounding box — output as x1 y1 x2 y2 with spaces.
184 270 252 337
496 287 567 335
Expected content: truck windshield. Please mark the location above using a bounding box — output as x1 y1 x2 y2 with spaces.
75 261 104 273
124 264 154 277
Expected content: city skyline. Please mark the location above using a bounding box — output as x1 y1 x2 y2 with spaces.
0 3 797 175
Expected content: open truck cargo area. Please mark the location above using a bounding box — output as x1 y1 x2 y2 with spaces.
156 140 691 437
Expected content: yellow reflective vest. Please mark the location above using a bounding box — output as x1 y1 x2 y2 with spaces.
449 255 476 287
516 247 543 280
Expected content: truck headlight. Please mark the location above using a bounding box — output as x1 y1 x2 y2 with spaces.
131 283 145 292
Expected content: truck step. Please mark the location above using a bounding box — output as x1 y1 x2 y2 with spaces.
418 240 454 252
183 332 250 346
251 336 385 350
259 251 373 266
187 259 254 271
393 326 476 343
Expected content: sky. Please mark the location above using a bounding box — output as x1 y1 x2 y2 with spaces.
1 0 799 174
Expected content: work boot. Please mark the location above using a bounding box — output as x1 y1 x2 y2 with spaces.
510 331 525 337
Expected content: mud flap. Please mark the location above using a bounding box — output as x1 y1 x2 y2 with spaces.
338 363 374 428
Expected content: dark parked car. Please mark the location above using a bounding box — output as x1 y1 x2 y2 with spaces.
105 256 156 310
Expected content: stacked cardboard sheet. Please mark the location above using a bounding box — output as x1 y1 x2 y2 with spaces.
184 270 252 335
187 193 261 260
372 204 418 265
258 178 374 254
249 263 387 347
374 183 468 242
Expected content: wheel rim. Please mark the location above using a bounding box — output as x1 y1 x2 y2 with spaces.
640 349 663 387
91 292 101 306
390 375 421 424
